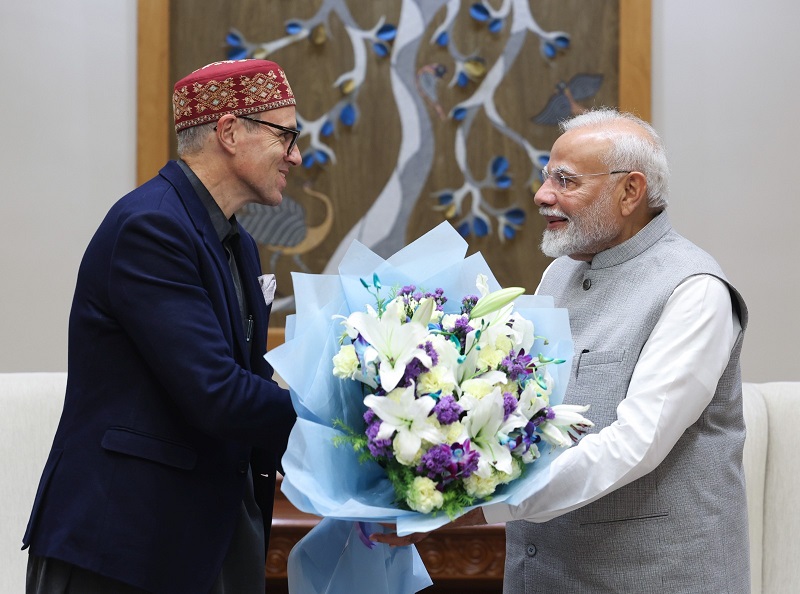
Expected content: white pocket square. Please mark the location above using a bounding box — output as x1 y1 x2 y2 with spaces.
258 274 277 307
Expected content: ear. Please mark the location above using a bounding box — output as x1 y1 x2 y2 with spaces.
619 171 648 217
214 114 238 155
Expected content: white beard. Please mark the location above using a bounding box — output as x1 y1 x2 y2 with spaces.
540 187 618 258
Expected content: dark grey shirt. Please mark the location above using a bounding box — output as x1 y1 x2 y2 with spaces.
177 160 265 594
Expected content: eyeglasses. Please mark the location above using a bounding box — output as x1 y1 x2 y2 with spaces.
540 168 631 190
237 115 300 156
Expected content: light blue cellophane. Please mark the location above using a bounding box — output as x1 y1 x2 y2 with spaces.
265 222 574 594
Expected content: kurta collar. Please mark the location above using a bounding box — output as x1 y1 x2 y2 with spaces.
589 211 672 270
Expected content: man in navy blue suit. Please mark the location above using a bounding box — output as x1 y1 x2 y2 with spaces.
23 59 302 593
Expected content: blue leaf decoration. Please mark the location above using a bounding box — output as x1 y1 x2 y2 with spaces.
302 152 315 168
505 208 526 225
340 104 357 126
227 47 249 61
372 42 389 57
438 193 454 205
555 35 570 49
496 175 512 189
457 71 469 87
489 18 503 33
452 107 467 121
436 31 449 47
314 150 329 164
377 24 397 41
542 41 556 59
470 3 491 22
473 217 489 237
286 21 303 35
491 156 509 177
503 224 517 240
226 31 243 46
321 120 334 137
457 221 471 238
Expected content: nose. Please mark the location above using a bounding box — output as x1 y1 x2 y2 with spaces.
285 143 302 167
534 180 557 207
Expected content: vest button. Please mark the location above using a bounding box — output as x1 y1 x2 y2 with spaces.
237 460 248 474
582 278 592 290
526 544 537 557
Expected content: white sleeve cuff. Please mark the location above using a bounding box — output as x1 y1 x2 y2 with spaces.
481 502 516 524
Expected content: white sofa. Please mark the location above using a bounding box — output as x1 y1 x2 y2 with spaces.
1 374 798 593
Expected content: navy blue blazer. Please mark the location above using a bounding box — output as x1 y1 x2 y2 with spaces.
23 161 296 593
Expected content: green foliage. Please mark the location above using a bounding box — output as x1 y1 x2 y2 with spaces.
332 419 372 463
384 460 479 519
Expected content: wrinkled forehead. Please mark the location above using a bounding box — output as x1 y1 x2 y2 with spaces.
548 128 612 172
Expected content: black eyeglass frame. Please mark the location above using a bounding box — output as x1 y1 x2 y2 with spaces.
236 115 300 156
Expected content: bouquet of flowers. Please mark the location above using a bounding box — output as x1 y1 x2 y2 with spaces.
332 273 592 518
265 222 586 594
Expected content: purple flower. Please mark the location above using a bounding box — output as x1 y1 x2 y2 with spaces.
460 294 479 315
501 349 534 382
507 421 541 454
416 440 480 485
433 394 463 424
502 392 518 420
451 440 480 478
423 340 439 367
424 287 447 310
418 444 452 479
453 316 474 334
399 356 429 387
365 415 393 458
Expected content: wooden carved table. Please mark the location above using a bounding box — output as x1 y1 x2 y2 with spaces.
266 480 506 593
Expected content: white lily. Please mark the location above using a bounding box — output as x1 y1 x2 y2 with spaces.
364 385 443 465
538 404 594 447
463 389 527 477
517 382 548 420
344 298 431 392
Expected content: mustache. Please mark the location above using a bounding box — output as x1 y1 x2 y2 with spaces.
539 207 570 220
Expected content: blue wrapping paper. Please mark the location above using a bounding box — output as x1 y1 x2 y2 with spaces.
266 222 574 592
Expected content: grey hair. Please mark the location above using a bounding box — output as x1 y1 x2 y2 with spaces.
560 108 670 209
175 122 216 157
175 116 264 157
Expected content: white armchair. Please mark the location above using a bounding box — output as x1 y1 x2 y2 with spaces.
742 382 800 593
0 372 66 594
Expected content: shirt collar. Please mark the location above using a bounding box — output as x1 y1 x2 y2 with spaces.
177 159 238 244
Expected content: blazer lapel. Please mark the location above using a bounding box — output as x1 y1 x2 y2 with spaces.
159 161 251 365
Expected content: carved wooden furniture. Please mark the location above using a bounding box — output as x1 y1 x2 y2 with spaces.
266 478 505 593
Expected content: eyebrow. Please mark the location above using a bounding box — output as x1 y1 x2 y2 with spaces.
550 165 577 177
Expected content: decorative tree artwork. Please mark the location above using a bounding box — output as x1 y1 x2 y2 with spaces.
168 0 622 318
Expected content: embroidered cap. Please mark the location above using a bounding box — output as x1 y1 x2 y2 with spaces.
172 59 296 131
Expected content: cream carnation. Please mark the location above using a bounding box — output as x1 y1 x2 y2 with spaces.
416 366 456 397
464 471 503 499
406 476 444 513
477 345 505 372
332 344 359 379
